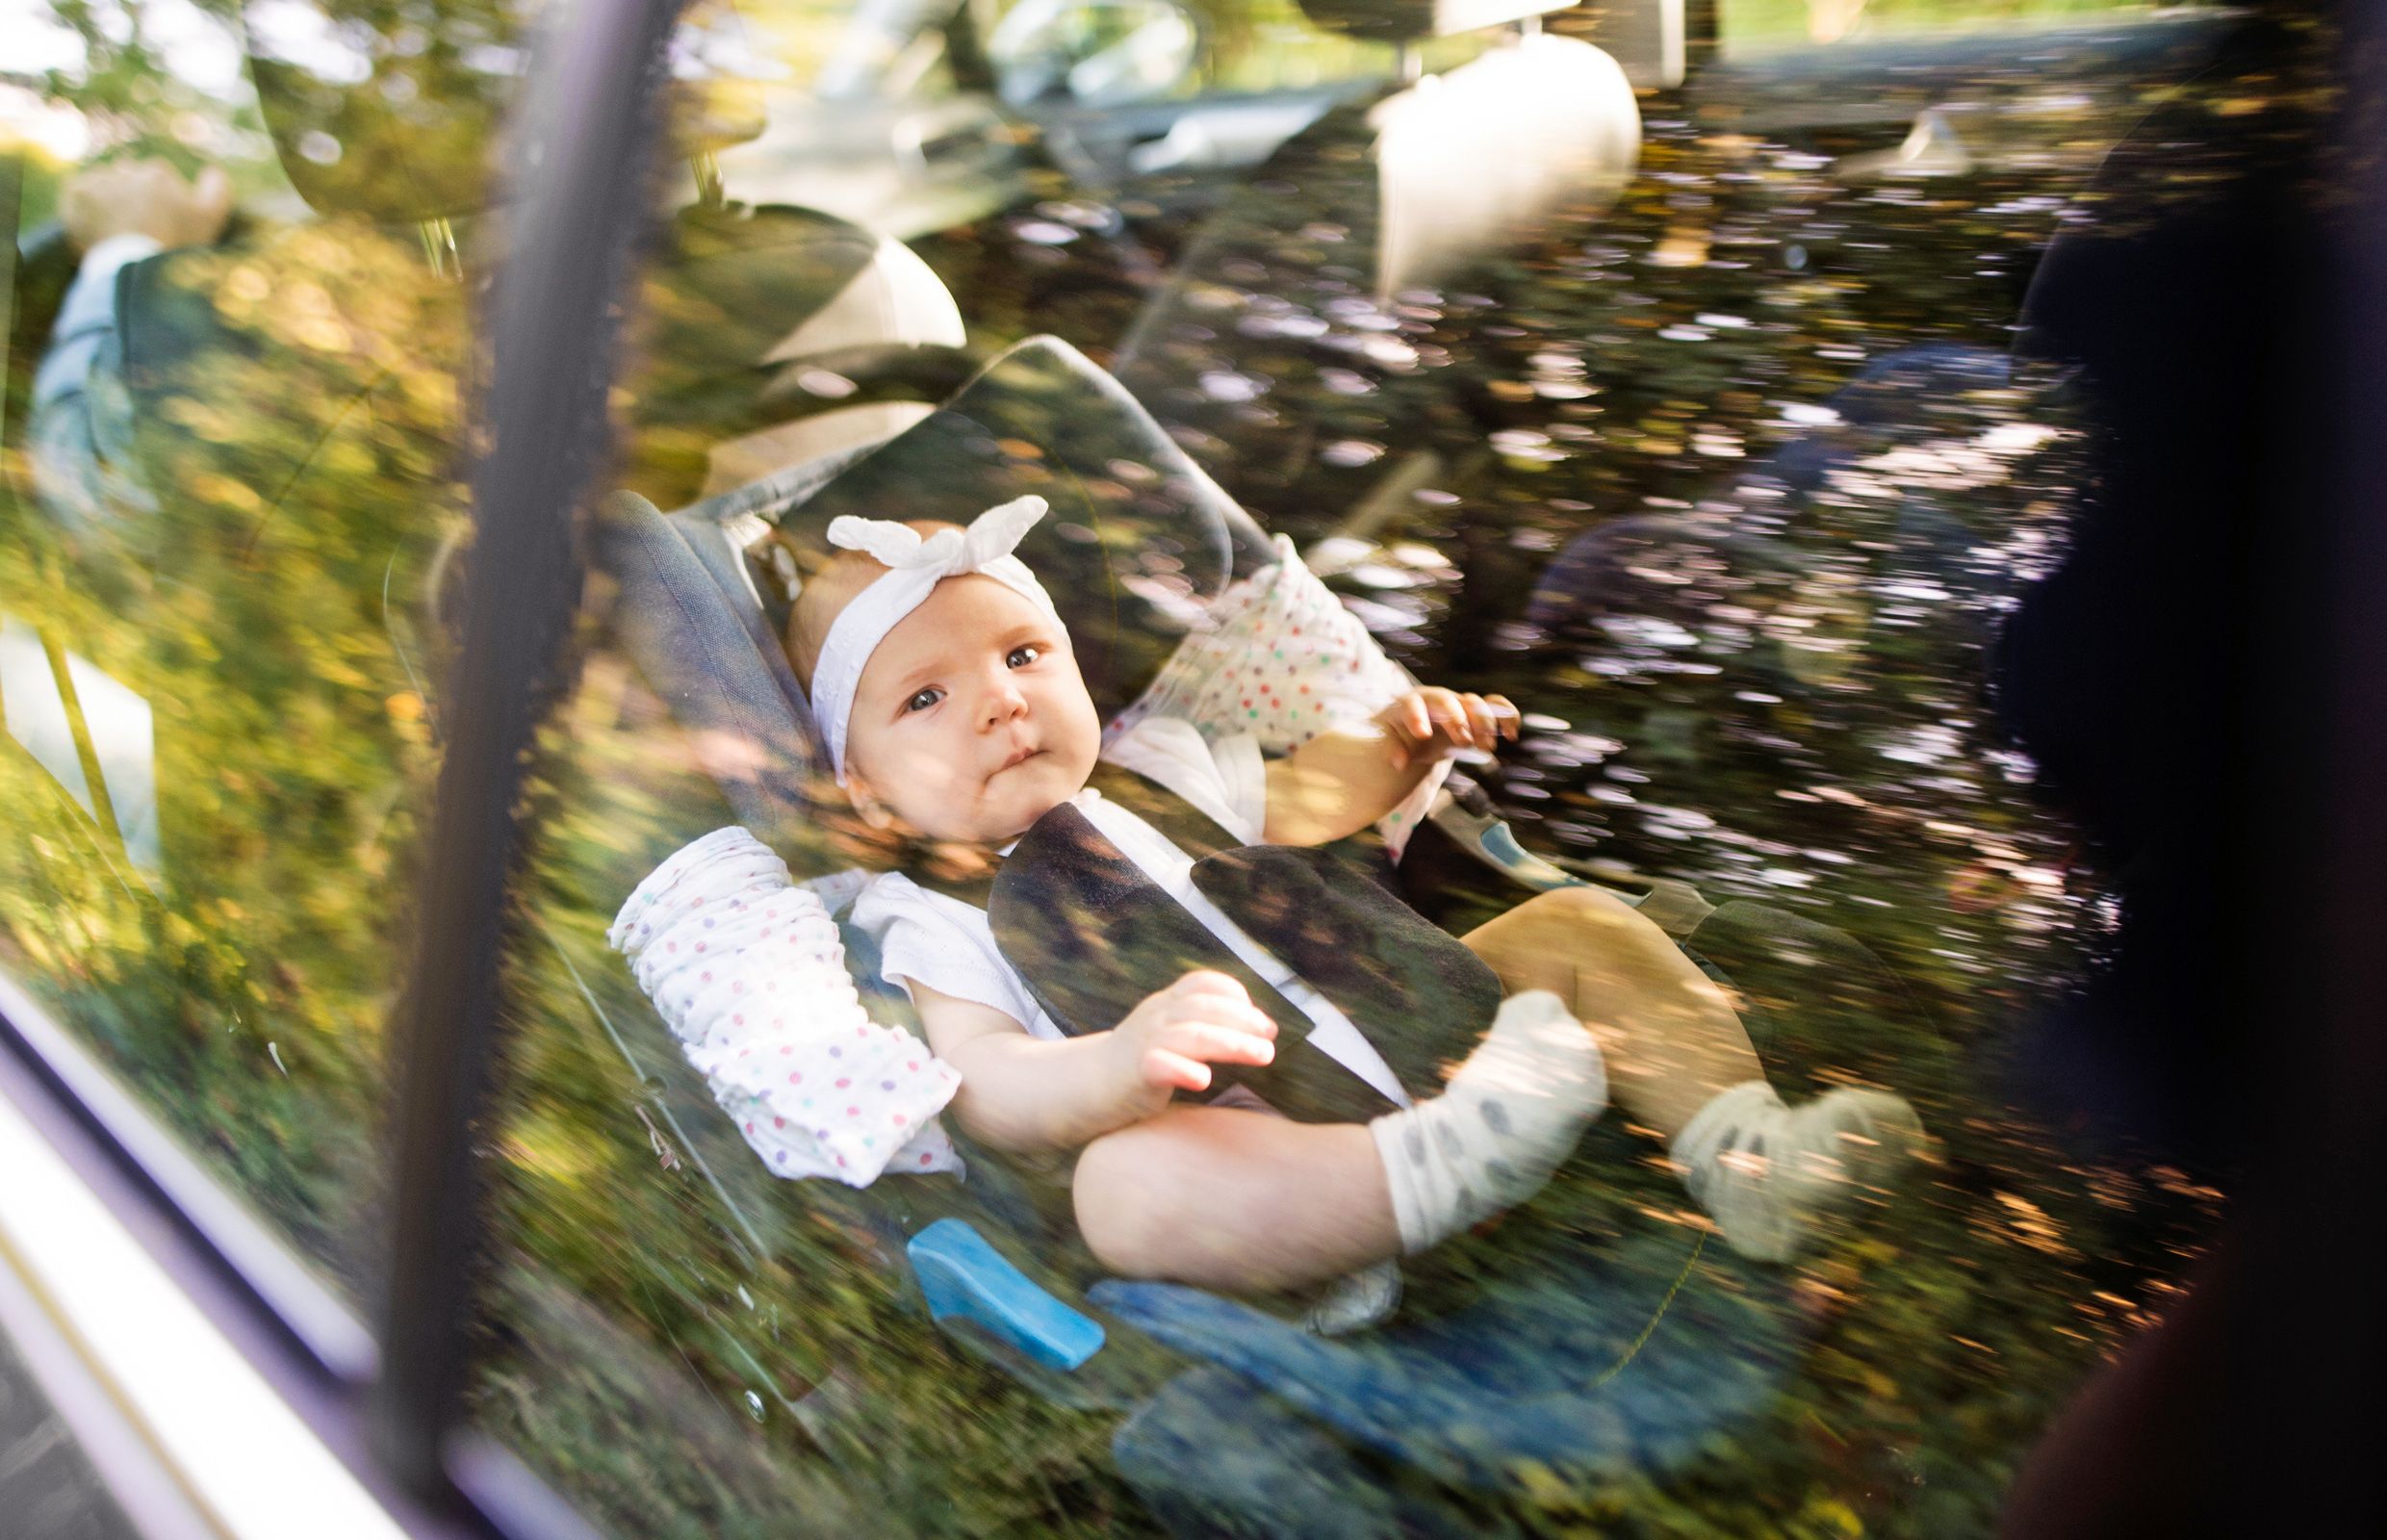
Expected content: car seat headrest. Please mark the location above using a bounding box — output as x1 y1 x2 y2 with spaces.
769 335 1274 720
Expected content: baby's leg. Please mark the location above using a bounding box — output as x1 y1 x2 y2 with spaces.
1461 885 1759 1140
1464 886 1925 1261
1071 1105 1396 1293
1075 991 1612 1289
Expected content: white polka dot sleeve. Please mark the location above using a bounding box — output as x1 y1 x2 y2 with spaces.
611 828 964 1185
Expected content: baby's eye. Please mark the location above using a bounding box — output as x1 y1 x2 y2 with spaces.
903 686 943 714
1007 644 1042 669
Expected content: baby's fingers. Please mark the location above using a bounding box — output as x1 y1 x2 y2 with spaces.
1459 694 1503 749
1160 1018 1277 1067
1424 690 1476 750
1169 975 1276 1038
1174 995 1277 1042
1456 694 1521 750
1171 969 1254 1007
1141 1047 1215 1093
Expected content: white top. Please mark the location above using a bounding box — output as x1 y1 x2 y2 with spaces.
847 716 1411 1108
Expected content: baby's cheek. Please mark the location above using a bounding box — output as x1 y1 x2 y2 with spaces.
885 761 957 823
850 737 936 816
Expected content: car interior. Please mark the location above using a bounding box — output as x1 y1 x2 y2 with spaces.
8 2 2368 1537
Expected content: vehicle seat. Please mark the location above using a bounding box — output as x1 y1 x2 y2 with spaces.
1107 2 1641 534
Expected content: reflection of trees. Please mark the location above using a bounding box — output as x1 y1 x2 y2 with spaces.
1084 90 2116 1007
238 0 526 222
0 213 463 1302
23 0 256 174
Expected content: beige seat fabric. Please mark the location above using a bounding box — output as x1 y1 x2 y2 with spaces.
1372 32 1641 297
702 232 966 496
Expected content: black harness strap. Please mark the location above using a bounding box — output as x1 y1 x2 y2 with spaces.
990 799 1403 1124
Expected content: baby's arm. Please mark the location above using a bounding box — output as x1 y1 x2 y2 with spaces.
1264 686 1518 846
908 971 1279 1154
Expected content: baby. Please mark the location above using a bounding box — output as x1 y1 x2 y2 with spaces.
786 498 1922 1294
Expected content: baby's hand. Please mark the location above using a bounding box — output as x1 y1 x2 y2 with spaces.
1111 971 1277 1102
1377 687 1519 770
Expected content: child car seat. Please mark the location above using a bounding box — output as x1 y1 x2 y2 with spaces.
592 333 1282 1385
591 332 1845 1531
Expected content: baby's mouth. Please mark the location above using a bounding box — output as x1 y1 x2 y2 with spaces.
997 745 1040 772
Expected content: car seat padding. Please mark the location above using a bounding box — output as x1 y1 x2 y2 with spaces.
594 489 822 854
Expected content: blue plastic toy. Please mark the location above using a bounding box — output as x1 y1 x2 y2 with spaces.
910 1217 1108 1372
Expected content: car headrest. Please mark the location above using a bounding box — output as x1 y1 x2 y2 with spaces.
626 204 901 498
767 335 1274 720
1373 33 1638 295
240 1 526 224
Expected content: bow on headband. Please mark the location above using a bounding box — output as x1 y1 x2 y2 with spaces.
826 494 1049 574
808 496 1061 784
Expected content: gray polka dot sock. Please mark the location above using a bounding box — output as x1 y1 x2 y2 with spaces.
1367 990 1609 1255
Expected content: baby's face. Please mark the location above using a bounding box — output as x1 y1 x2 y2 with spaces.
842 573 1100 844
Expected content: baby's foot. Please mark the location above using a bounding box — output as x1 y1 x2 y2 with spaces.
1670 1081 1926 1263
1368 990 1609 1254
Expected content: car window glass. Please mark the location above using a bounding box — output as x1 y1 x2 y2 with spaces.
449 2 2292 1533
0 0 533 1312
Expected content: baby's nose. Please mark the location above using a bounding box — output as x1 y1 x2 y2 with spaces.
979 679 1028 727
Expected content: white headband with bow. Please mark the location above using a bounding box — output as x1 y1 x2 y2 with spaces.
808 495 1060 784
